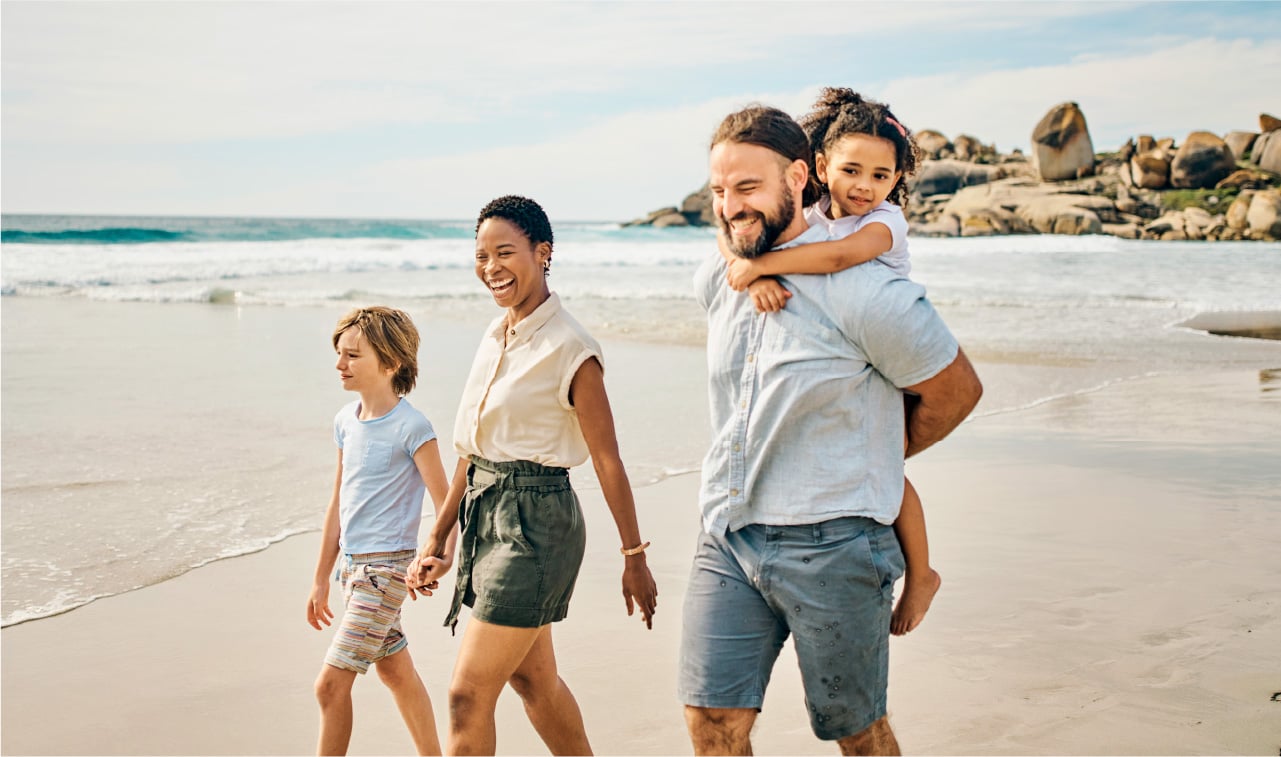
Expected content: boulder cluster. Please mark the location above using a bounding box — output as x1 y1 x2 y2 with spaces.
627 104 1281 242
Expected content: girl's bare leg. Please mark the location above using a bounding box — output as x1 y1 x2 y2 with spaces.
891 476 942 635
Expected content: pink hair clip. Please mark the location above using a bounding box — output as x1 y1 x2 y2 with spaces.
885 117 907 138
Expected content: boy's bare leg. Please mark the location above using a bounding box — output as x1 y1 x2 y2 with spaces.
506 625 593 755
891 476 942 635
376 648 442 755
315 664 359 755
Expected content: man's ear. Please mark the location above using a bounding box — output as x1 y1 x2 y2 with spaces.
787 158 809 197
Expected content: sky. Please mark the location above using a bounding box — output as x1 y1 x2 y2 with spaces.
3 1 1280 222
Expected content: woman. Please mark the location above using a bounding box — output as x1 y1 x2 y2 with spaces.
410 195 658 755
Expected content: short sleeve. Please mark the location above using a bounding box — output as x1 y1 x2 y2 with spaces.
401 410 438 457
333 407 346 449
559 347 603 411
849 273 957 388
859 205 910 277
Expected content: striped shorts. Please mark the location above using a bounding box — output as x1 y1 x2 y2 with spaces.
324 549 416 674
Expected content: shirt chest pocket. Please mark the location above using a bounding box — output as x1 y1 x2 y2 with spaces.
761 308 849 368
345 439 394 472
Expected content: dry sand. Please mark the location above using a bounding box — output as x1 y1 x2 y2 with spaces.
3 306 1280 755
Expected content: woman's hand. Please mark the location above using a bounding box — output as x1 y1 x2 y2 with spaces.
408 537 452 597
621 554 658 629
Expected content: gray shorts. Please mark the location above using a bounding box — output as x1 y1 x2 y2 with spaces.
444 456 586 631
678 517 904 740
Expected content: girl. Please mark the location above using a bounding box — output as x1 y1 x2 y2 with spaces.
410 195 658 755
719 88 939 636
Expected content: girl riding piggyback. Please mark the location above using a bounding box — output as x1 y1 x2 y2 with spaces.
718 88 939 636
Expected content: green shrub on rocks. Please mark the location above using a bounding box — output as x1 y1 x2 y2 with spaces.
1160 187 1240 215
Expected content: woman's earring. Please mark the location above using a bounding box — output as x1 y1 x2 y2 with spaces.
543 260 552 277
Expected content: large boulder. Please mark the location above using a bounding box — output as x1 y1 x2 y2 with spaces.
1170 132 1236 189
1226 191 1255 231
1250 130 1281 174
1246 189 1281 239
1017 195 1103 235
1260 113 1281 133
915 130 952 160
1032 102 1095 181
1130 150 1171 189
680 184 715 226
911 159 1003 197
1224 131 1258 160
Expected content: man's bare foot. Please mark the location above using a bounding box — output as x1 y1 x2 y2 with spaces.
891 568 941 635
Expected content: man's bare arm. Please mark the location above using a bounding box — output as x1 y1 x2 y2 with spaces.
903 347 982 458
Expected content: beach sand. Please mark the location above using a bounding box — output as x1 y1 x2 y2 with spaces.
3 298 1281 755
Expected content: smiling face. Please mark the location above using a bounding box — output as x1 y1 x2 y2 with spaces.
708 141 808 258
334 326 395 395
816 133 903 219
474 217 551 322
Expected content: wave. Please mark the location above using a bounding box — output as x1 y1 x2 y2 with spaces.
1 227 188 244
0 525 316 628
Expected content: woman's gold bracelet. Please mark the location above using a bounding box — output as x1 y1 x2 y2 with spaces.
620 541 651 556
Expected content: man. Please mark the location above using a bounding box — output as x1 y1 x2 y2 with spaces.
679 104 982 755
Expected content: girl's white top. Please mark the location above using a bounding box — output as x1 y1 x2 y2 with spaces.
453 292 602 469
802 196 911 277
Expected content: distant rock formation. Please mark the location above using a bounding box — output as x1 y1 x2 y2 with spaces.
1032 102 1095 181
626 105 1281 242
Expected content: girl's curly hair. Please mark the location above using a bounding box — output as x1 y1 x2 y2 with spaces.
798 87 920 209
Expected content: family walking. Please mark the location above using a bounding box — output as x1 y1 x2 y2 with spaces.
305 89 981 756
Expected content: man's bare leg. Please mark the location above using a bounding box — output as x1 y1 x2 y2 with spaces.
836 716 900 756
685 706 757 756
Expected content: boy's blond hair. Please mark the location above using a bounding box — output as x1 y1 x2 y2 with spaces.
332 306 420 396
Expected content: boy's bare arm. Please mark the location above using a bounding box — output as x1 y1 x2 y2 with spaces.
306 450 344 630
902 348 982 458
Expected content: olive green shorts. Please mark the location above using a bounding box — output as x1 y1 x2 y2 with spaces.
445 456 586 630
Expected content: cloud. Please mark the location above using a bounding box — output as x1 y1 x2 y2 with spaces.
879 37 1281 152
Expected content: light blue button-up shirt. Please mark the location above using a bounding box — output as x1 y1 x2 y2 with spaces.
695 225 958 535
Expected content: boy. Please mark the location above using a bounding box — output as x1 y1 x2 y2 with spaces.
306 306 450 756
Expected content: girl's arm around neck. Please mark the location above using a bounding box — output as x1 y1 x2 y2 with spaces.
570 356 659 629
755 221 894 278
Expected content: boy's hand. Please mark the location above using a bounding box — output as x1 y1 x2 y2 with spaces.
726 257 762 291
405 575 439 601
748 278 791 313
306 583 333 630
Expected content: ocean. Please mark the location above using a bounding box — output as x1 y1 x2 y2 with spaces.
2 213 1279 627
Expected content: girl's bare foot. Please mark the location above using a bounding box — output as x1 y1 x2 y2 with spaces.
891 568 941 635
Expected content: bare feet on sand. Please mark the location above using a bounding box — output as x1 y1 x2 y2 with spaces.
891 568 941 635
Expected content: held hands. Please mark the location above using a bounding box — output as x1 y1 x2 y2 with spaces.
747 278 791 313
406 542 453 599
306 583 333 630
621 554 659 630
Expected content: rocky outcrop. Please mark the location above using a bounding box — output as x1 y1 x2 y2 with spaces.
1170 132 1236 189
1032 102 1095 181
629 110 1281 241
1224 131 1258 160
1260 113 1281 133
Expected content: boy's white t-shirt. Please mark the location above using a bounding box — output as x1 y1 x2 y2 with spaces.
802 196 911 277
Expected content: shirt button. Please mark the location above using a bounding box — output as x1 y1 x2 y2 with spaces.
733 444 741 452
730 489 739 497
740 400 747 409
509 329 516 336
747 354 755 362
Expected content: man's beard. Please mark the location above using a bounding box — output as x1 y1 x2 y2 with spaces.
718 182 795 259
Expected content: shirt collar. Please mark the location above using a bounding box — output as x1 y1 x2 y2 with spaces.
487 291 562 347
